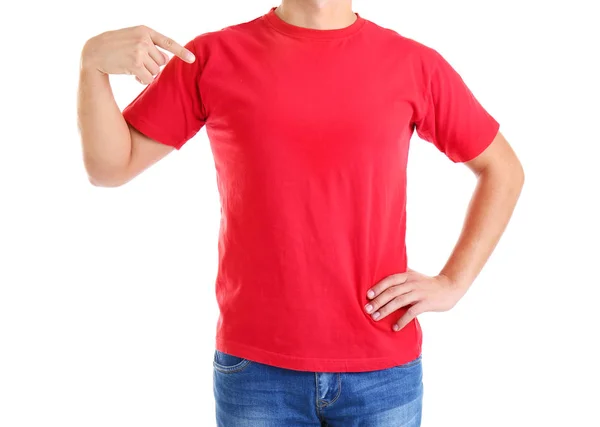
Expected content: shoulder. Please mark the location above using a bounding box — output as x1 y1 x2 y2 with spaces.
188 15 265 50
364 19 443 67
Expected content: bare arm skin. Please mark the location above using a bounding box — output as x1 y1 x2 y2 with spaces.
365 132 525 330
440 131 524 290
77 25 195 187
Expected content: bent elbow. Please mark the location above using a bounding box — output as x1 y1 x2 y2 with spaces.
88 174 126 188
86 166 129 188
83 154 131 187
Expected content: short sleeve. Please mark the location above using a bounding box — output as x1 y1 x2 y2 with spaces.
122 38 206 150
413 49 500 163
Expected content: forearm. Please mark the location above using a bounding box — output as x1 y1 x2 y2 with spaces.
77 60 132 186
439 165 524 290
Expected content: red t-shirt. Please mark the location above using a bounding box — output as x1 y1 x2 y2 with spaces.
123 7 500 372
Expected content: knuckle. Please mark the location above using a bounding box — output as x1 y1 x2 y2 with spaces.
393 295 406 306
391 273 405 282
392 298 406 311
370 296 383 308
389 284 403 296
131 51 145 65
382 287 396 299
406 306 418 317
162 37 174 47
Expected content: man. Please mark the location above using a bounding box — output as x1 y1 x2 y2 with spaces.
78 1 524 425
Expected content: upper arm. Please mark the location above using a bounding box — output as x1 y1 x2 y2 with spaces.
464 131 524 179
114 36 207 185
122 124 175 183
121 37 206 149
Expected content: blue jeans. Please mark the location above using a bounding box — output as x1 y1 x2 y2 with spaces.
213 349 423 426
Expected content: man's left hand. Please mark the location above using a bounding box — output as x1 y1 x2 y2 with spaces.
365 269 468 331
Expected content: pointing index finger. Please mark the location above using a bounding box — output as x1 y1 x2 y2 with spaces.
149 30 195 63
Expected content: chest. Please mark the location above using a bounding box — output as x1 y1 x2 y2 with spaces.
201 43 415 171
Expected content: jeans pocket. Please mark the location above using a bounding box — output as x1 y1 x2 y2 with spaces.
213 349 253 373
393 353 422 369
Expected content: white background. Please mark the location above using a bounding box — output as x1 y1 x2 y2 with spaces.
1 0 599 426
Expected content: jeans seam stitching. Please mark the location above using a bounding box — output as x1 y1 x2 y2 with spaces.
393 354 422 370
317 373 342 408
326 373 342 406
213 359 252 374
315 373 325 417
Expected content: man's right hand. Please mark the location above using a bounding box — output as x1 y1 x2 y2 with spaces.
80 25 196 85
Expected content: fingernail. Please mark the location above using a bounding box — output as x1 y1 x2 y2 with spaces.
393 324 400 331
372 312 380 320
365 304 373 313
186 52 196 62
367 290 375 298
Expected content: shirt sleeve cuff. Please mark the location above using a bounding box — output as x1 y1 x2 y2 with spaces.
122 109 185 150
453 118 500 163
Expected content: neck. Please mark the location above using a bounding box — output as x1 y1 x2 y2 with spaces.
276 0 356 30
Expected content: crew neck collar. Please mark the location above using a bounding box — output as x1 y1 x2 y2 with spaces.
263 6 366 39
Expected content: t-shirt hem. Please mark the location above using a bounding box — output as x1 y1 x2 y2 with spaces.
215 337 422 373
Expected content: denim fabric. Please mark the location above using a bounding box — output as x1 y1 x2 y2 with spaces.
213 349 423 426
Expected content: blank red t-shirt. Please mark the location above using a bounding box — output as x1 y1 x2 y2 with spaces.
122 7 500 372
